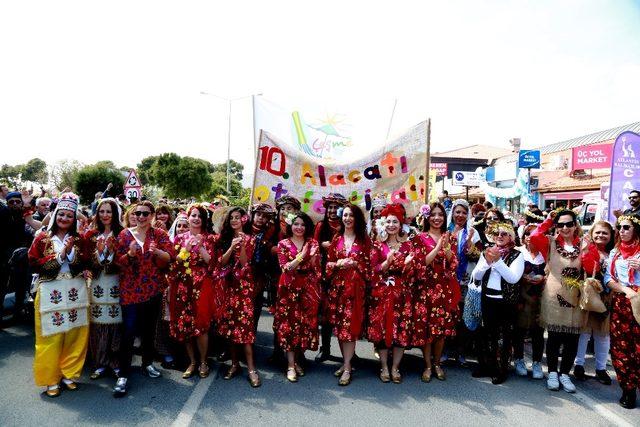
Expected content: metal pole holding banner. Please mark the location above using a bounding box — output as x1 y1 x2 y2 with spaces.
466 186 469 202
425 118 431 204
386 98 398 140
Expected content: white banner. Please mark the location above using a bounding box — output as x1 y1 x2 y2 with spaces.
254 97 354 160
252 121 428 220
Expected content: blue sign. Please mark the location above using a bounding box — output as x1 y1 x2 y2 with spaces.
518 150 540 169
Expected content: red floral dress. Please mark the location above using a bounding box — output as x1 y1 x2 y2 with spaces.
115 227 175 306
413 232 460 345
167 232 217 342
214 234 256 344
367 240 415 348
326 236 370 342
274 238 322 352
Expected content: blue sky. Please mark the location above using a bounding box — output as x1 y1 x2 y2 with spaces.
1 1 639 180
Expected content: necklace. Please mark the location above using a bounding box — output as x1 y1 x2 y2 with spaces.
555 240 579 260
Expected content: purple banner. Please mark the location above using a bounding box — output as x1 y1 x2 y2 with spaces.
607 131 640 222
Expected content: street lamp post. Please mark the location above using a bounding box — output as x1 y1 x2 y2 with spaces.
199 91 261 193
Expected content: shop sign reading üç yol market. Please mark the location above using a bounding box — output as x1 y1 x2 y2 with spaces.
571 143 613 170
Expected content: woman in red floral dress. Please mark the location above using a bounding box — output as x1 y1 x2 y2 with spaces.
326 204 370 386
413 202 460 383
214 207 261 387
604 214 640 409
168 204 217 379
275 212 321 382
367 203 416 384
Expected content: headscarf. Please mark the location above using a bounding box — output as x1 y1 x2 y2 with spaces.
47 192 79 231
447 199 471 281
168 213 188 242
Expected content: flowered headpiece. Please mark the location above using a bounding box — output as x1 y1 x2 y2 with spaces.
371 195 388 210
322 193 347 208
486 220 516 241
251 202 276 216
57 192 79 213
275 195 301 210
617 215 640 226
524 209 545 221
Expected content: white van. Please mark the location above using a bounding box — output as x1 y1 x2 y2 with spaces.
576 191 607 233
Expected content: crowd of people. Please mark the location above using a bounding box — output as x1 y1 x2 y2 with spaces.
0 183 639 410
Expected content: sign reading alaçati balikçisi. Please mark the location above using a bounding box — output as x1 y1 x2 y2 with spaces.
252 122 428 220
452 171 483 186
571 143 613 171
607 131 640 222
518 150 541 169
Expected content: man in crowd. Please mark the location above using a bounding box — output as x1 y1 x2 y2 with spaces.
0 192 34 324
33 197 51 221
613 189 640 217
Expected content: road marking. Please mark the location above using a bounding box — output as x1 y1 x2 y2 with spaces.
572 390 634 427
171 374 215 427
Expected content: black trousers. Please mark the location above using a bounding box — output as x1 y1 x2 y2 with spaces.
119 295 161 378
513 325 545 362
481 297 516 375
546 331 579 374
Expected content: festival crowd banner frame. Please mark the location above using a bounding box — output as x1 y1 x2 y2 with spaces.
251 121 429 220
607 131 640 222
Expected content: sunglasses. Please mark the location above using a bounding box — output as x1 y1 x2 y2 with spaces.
556 221 575 229
7 199 22 205
524 232 531 236
486 217 499 221
616 224 632 231
492 231 510 238
629 196 639 200
134 211 151 217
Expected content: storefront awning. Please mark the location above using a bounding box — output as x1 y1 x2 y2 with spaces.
542 191 593 200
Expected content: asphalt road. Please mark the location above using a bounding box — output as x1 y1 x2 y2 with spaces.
0 310 638 427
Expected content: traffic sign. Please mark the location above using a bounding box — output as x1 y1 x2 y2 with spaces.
125 187 142 200
452 171 483 186
124 168 143 200
125 169 141 187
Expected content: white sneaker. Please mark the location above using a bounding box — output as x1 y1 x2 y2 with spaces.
515 359 527 376
144 364 161 378
547 372 560 390
559 374 576 393
113 377 127 397
532 362 544 380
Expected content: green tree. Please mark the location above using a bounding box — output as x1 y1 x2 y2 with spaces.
208 171 243 198
229 187 251 208
74 164 125 204
137 155 159 185
0 164 21 188
21 158 48 183
152 153 213 199
212 159 244 181
50 160 83 192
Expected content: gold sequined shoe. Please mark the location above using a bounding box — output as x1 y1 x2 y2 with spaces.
62 380 78 391
391 369 402 384
182 363 197 379
224 364 241 380
294 364 305 377
434 365 446 381
248 370 262 388
334 366 345 378
421 368 432 383
379 369 391 383
286 368 298 383
198 362 210 379
338 369 352 386
46 385 61 398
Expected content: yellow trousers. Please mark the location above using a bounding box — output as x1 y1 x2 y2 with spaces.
33 292 89 387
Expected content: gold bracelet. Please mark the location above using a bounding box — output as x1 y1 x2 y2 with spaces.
295 254 303 263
